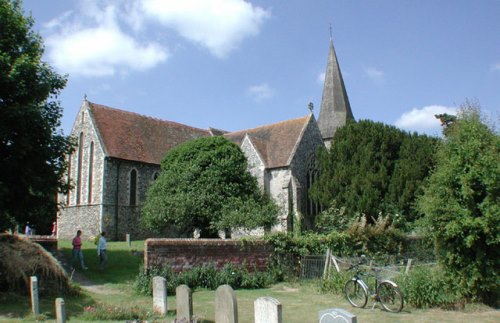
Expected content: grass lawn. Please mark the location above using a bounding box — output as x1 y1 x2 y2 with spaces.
0 240 498 322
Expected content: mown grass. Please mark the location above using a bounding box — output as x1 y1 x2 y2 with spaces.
0 240 498 322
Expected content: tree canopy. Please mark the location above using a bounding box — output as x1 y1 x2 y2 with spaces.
0 0 73 233
141 136 278 237
417 102 499 303
310 120 438 229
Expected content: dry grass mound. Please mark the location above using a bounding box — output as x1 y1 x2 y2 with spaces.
0 233 73 296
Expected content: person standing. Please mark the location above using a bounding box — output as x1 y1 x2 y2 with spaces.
24 222 32 235
51 221 57 237
97 231 108 271
72 230 87 270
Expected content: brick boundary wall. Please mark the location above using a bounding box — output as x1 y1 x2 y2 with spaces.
144 239 272 272
28 235 58 255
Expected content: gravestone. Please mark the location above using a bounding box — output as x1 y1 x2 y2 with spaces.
30 276 39 315
318 308 357 323
215 285 238 323
176 284 193 321
126 233 131 247
153 276 167 315
55 298 66 323
254 297 282 323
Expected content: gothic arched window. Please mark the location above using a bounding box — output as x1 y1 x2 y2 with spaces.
76 132 83 205
88 141 94 204
129 169 137 206
305 157 321 218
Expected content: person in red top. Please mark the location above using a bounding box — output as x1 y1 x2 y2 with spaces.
72 230 87 270
51 221 57 237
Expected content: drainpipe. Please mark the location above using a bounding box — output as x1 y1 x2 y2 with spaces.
114 160 121 240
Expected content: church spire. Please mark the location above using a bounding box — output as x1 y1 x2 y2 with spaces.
317 34 354 147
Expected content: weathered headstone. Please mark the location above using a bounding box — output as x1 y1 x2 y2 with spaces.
215 284 238 323
153 276 167 315
254 297 282 323
126 233 131 247
318 308 357 323
55 298 66 323
30 276 39 315
176 284 193 321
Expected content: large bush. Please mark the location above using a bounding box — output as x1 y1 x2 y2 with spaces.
417 102 500 304
310 120 437 229
141 136 278 237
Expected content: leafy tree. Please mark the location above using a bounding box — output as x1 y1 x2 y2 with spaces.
141 136 278 237
0 0 73 233
310 120 437 228
417 102 499 303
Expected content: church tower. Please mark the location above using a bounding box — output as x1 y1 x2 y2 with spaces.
317 36 354 148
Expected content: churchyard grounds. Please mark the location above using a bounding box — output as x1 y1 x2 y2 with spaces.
0 240 498 322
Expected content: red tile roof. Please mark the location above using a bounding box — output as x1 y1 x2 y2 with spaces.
224 115 311 168
89 102 210 164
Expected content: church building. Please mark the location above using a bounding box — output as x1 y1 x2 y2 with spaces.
57 38 354 240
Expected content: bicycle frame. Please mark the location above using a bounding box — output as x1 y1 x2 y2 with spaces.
346 260 403 312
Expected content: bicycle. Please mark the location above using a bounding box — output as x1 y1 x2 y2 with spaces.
344 256 404 313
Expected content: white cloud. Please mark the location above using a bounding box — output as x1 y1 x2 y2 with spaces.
317 72 325 85
42 0 269 77
365 66 385 83
47 26 168 77
395 105 457 134
44 2 168 77
492 62 500 72
247 83 274 102
140 0 270 58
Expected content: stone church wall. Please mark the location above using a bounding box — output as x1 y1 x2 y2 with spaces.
101 158 162 240
240 136 266 188
58 103 106 239
267 168 292 231
57 205 101 240
289 116 325 229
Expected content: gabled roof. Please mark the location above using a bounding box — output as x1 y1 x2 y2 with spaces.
224 115 311 169
317 38 354 140
88 102 210 164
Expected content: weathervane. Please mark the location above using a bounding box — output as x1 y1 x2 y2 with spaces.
329 23 333 40
308 102 314 113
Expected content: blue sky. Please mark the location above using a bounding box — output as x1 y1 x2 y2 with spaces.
22 0 500 136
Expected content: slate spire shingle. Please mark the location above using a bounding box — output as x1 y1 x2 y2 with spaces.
317 36 354 144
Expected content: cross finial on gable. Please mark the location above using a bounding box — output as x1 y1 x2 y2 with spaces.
84 94 88 101
308 102 314 112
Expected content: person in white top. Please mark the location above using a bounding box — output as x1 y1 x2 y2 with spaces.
97 231 108 270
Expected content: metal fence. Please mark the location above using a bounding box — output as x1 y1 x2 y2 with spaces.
300 255 326 279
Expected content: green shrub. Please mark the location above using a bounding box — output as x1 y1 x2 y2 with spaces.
81 303 151 321
396 266 459 308
134 265 179 295
135 263 279 296
319 270 351 294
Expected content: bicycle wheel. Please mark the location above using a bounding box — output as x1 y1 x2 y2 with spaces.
344 279 368 308
378 281 404 313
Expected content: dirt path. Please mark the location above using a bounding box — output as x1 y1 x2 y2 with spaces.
57 251 124 295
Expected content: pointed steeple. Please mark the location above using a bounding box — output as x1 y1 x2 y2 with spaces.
317 35 354 146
